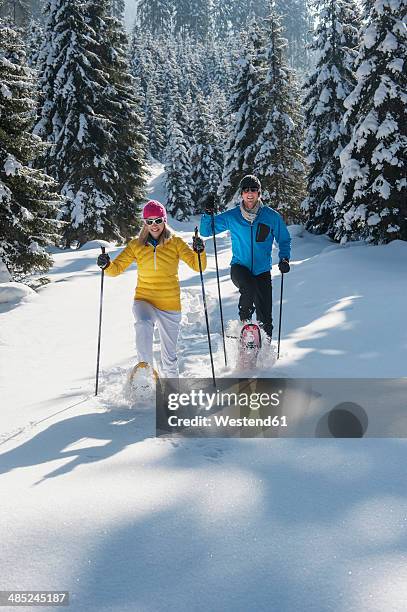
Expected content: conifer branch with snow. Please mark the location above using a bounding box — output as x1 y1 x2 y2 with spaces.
334 0 407 244
0 21 60 278
301 0 360 236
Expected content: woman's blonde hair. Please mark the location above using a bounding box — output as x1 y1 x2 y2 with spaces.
137 221 173 246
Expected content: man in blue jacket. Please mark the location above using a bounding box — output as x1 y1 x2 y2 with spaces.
200 175 291 341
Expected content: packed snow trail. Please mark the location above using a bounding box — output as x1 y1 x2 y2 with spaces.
1 164 406 611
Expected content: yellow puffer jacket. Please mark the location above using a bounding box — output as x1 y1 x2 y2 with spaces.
105 235 207 312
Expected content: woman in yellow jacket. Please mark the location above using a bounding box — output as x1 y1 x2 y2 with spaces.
97 200 206 378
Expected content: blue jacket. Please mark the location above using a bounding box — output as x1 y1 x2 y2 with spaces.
200 204 291 276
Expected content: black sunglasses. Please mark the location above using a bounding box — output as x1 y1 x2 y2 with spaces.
243 187 259 193
145 217 164 226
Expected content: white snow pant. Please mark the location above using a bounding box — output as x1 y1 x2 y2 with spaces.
132 300 182 378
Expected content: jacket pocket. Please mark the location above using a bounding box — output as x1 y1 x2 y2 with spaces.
256 223 270 243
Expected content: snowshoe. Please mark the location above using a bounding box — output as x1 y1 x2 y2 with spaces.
129 361 159 385
126 362 159 403
237 323 261 370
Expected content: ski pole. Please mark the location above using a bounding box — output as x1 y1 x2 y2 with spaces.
277 272 284 360
210 204 227 367
195 226 216 387
95 246 106 396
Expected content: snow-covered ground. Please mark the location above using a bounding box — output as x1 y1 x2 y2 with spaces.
0 164 406 611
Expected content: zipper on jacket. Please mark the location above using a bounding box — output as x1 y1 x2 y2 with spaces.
250 224 254 273
153 246 157 271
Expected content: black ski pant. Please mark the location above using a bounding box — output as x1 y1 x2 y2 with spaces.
231 264 273 338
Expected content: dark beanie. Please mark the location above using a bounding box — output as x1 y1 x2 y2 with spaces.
239 175 261 193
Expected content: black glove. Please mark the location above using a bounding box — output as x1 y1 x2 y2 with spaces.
192 236 205 253
97 253 111 270
278 258 290 274
204 194 216 216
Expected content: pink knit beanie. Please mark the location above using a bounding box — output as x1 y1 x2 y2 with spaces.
142 200 167 222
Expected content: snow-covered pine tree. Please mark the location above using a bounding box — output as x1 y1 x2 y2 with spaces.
164 117 193 219
190 0 212 39
94 0 147 241
129 27 151 93
301 0 360 235
173 0 191 36
212 0 234 36
275 0 312 72
209 83 229 143
29 0 45 21
26 17 43 68
171 73 195 147
174 0 211 39
208 33 237 93
35 0 116 247
110 0 125 21
33 0 59 147
234 0 268 28
136 0 173 35
201 35 237 97
157 42 177 123
218 22 266 204
190 93 224 212
35 0 146 247
144 79 166 161
0 0 29 28
179 33 208 96
254 8 305 222
129 30 169 158
0 22 60 277
335 0 407 244
128 19 238 165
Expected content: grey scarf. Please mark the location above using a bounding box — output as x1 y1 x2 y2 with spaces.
240 200 262 224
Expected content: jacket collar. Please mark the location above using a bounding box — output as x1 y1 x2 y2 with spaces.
147 235 159 247
239 201 263 224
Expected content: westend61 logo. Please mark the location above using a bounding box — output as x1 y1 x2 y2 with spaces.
157 378 407 438
156 379 290 437
167 389 282 411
